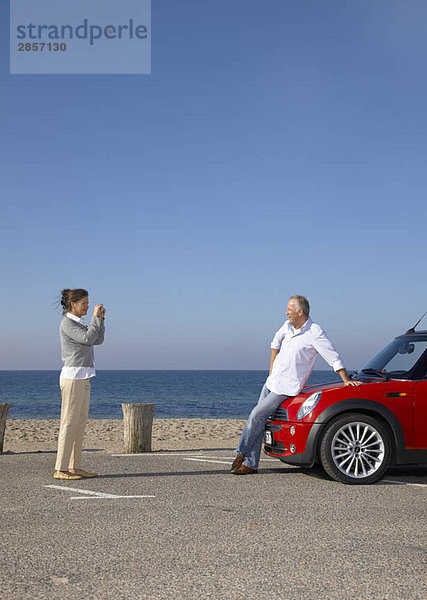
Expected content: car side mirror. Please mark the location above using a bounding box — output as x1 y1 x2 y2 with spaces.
398 343 415 354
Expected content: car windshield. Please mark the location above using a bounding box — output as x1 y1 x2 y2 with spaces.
359 335 427 379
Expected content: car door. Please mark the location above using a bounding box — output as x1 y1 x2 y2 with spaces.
413 379 427 449
379 381 415 448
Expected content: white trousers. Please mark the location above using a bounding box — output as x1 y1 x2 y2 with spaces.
55 378 91 471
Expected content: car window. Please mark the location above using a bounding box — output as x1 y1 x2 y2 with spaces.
361 337 427 378
386 344 427 374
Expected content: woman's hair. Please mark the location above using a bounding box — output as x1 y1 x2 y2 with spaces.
60 288 88 314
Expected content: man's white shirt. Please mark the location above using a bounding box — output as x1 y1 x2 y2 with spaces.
265 317 345 396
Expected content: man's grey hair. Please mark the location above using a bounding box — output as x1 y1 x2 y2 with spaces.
290 295 310 316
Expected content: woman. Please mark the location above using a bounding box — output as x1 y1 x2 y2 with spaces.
54 288 106 480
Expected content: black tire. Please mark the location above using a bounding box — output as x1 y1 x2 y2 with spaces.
319 413 391 485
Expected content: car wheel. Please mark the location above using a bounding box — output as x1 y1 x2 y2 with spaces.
319 413 391 485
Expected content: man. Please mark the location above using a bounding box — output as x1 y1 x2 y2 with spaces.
231 295 361 475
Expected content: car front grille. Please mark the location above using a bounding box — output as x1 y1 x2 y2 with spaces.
264 441 285 454
268 407 288 422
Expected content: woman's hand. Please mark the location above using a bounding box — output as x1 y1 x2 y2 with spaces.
93 304 104 318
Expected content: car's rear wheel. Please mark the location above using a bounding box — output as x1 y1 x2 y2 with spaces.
319 413 391 484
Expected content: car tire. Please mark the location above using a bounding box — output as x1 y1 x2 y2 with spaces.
319 413 391 485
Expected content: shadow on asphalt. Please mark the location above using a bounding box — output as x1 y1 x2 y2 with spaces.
100 466 307 479
385 465 427 477
101 470 230 479
1 448 103 456
152 447 237 453
267 464 427 484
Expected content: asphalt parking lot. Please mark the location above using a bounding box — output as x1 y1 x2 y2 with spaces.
1 448 426 600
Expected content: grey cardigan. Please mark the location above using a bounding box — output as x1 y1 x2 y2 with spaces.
60 315 105 367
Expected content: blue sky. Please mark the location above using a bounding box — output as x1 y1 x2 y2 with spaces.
1 0 427 370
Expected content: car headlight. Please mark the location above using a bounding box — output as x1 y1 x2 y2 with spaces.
297 392 322 420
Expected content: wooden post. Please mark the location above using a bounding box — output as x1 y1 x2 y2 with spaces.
0 404 11 453
121 403 155 453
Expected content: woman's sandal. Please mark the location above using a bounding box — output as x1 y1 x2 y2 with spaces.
68 469 97 478
54 471 82 480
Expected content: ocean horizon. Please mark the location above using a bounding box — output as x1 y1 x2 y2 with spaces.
0 370 342 420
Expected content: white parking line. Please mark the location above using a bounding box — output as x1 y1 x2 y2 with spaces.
184 456 278 465
184 458 232 465
179 455 276 462
382 480 427 488
45 484 155 500
112 453 202 457
112 453 276 461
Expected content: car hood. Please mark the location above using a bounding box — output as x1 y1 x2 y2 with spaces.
300 378 388 396
285 378 389 413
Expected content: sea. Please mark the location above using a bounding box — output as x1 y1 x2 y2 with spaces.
0 370 340 420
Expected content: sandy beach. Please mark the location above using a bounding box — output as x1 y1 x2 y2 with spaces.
3 418 246 454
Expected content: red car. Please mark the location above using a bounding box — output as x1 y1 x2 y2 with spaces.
264 327 427 484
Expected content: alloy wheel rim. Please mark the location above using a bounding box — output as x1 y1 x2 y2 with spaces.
331 422 385 479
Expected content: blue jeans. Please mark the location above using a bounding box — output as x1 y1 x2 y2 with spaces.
237 383 290 469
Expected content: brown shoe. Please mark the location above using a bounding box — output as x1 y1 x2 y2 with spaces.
231 464 258 475
230 454 245 472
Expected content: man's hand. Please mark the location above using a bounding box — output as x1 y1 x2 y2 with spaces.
337 368 362 387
